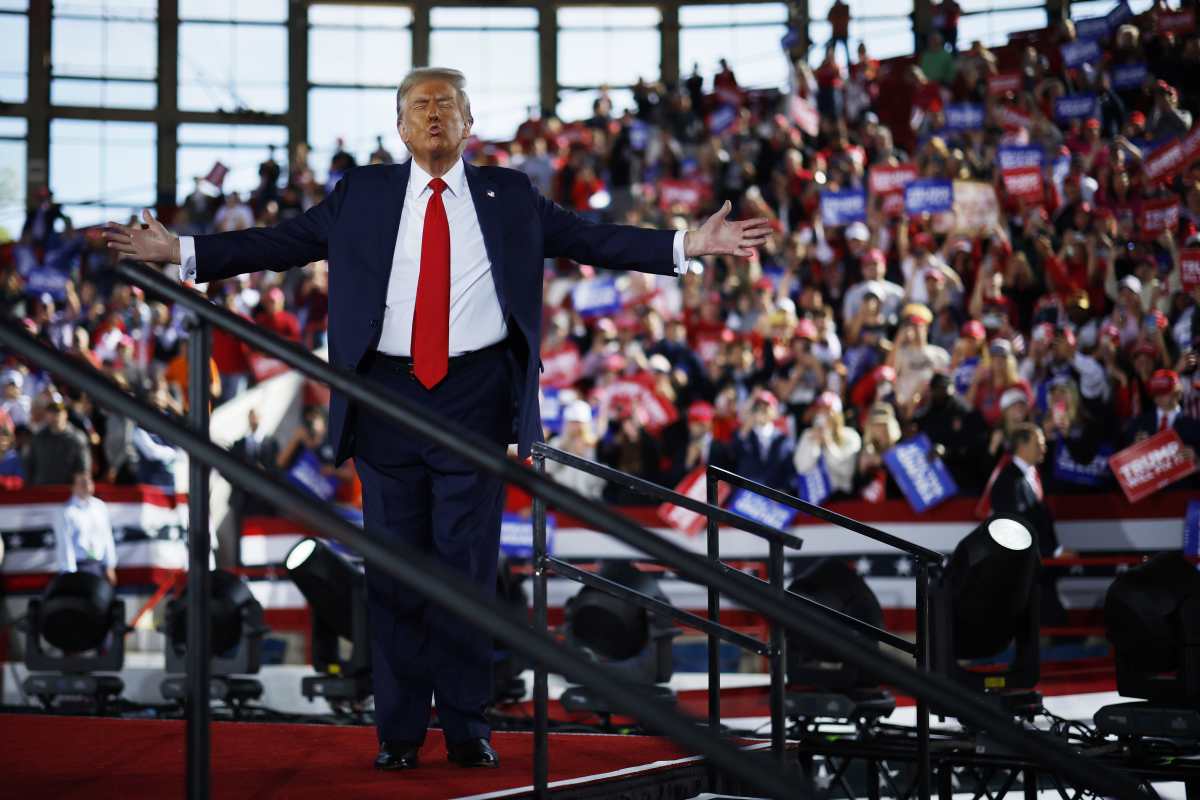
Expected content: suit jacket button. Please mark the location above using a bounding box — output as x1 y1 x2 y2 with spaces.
368 319 378 328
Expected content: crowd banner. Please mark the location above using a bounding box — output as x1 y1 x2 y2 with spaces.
1143 138 1185 183
1061 39 1102 68
820 189 868 227
787 93 820 137
1157 8 1196 35
795 460 831 506
1110 63 1148 91
540 387 565 435
658 178 707 213
904 179 954 216
944 103 985 133
286 450 338 502
987 72 1021 96
1108 429 1198 503
1106 1 1133 30
952 180 1001 234
728 487 798 530
595 375 678 432
658 465 731 536
500 512 555 558
1182 248 1200 292
572 276 623 318
1185 500 1200 557
1074 16 1110 41
707 104 738 135
883 434 958 513
868 163 917 217
1140 196 1181 239
1052 441 1114 488
1054 93 1097 123
540 341 583 389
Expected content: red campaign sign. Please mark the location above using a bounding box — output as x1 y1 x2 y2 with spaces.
1157 9 1196 34
694 333 723 365
1182 248 1200 293
540 341 582 389
595 374 679 433
1108 429 1198 504
657 465 732 536
996 106 1032 130
1143 139 1186 184
788 94 820 137
658 179 706 213
1140 196 1181 238
869 164 918 196
248 353 289 382
988 72 1022 96
1002 165 1043 203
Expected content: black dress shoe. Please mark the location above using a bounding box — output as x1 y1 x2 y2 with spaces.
374 740 422 771
446 738 499 768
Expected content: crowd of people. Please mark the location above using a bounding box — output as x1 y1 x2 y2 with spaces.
1 4 1199 515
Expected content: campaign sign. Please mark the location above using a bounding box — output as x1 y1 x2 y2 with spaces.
1107 1 1133 30
868 164 917 202
1054 93 1097 123
788 94 820 137
24 267 69 302
658 178 706 213
904 179 953 216
882 434 958 513
998 145 1044 171
820 189 867 227
952 180 1001 234
1142 138 1185 183
500 512 554 558
629 119 650 151
1052 441 1114 488
795 461 831 506
1185 501 1200 557
729 488 798 530
596 375 678 432
988 72 1022 96
540 341 582 389
1108 429 1198 503
1002 165 1044 203
1111 63 1148 91
658 465 732 536
708 104 738 135
540 387 565 435
944 103 985 132
572 276 622 318
1074 16 1111 41
1061 39 1102 68
1181 248 1200 292
1140 196 1180 238
995 106 1033 130
1157 9 1196 35
286 450 338 502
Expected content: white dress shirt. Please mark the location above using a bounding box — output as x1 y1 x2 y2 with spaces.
53 494 117 573
176 159 692 356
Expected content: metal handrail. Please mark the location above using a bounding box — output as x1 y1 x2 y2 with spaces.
708 466 945 563
111 262 1143 799
0 319 799 800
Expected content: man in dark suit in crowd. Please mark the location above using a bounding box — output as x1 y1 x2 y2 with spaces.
989 422 1069 625
104 67 770 771
228 408 279 522
730 389 795 492
1124 369 1200 452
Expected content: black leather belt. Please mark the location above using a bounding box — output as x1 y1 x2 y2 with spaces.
368 340 507 375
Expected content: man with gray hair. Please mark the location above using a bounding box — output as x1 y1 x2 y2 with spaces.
105 65 770 772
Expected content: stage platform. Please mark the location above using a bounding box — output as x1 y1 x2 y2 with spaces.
0 713 765 799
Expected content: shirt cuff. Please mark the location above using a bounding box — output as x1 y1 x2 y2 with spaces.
175 236 197 283
672 230 690 276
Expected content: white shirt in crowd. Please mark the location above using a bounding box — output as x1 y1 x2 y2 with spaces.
175 159 690 356
53 494 117 573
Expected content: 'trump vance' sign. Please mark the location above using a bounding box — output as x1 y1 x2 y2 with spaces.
1108 429 1198 503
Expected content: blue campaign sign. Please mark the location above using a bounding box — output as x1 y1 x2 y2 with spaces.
820 189 867 227
944 103 985 132
1055 93 1097 122
541 387 565 435
1184 501 1200 557
1106 1 1133 30
780 27 803 50
1074 17 1110 41
1111 63 1147 91
629 119 650 151
285 449 338 502
1051 441 1113 488
794 459 831 506
500 512 555 558
729 488 798 530
25 267 69 302
904 179 953 215
572 276 622 318
708 104 738 135
1061 39 1102 68
998 145 1044 170
882 434 958 513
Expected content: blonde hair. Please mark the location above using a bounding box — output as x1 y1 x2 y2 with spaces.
396 67 473 123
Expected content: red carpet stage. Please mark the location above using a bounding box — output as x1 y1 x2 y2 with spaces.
0 714 732 799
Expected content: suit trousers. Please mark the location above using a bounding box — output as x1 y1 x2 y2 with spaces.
353 345 512 745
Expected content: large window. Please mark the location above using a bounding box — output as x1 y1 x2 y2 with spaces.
430 7 539 141
0 5 27 105
179 1 287 114
49 119 155 228
51 0 157 109
680 4 790 91
176 124 288 203
308 4 411 180
0 117 26 239
557 6 661 122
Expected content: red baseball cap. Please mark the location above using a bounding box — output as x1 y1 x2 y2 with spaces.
687 401 715 423
1148 369 1180 397
961 320 986 340
1085 117 1101 129
1129 111 1146 126
752 389 779 411
794 318 819 341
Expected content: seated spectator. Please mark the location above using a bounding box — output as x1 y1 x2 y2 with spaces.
729 390 794 492
793 391 861 497
546 400 605 500
25 392 90 486
52 470 117 585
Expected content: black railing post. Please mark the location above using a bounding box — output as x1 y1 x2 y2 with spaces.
916 559 932 800
769 538 786 762
705 469 722 791
532 452 549 799
185 317 211 800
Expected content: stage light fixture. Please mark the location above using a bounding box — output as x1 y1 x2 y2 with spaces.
931 515 1041 695
560 562 680 719
20 571 128 711
160 569 267 709
284 537 372 707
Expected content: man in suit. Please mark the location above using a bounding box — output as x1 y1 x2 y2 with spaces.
229 408 279 520
1124 369 1200 453
989 422 1068 625
103 67 769 771
729 390 795 492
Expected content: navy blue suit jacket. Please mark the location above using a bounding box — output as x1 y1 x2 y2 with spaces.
194 159 677 463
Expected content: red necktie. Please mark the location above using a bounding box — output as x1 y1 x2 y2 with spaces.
1031 467 1043 501
1159 413 1169 433
411 177 450 389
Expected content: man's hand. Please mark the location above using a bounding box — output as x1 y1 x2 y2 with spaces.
684 201 772 258
103 209 181 264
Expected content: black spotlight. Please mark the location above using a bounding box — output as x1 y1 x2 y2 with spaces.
783 559 896 723
285 537 372 707
493 557 530 705
931 515 1041 698
160 569 268 710
20 572 128 711
1093 553 1200 740
559 562 680 720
